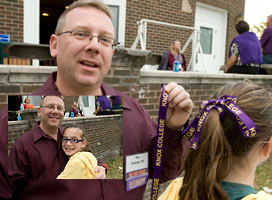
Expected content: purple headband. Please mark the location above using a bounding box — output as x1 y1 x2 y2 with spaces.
182 95 258 149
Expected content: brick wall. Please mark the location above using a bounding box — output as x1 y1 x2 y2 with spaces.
138 74 272 122
125 0 245 64
0 0 245 65
125 0 195 63
0 0 24 42
1 48 272 118
8 114 123 163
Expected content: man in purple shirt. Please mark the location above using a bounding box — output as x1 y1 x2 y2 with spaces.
225 21 262 74
110 96 122 109
95 96 112 115
1 0 193 199
260 14 272 64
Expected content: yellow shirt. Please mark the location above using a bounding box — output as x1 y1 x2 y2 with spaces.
57 152 98 179
158 177 272 200
242 191 272 200
158 177 183 200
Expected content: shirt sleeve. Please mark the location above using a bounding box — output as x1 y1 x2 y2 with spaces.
0 108 13 200
230 42 239 57
260 28 270 47
57 157 86 179
57 152 97 179
168 52 174 70
8 141 29 193
156 126 190 183
143 106 189 183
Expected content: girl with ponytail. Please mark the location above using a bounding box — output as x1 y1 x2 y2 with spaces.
159 80 272 200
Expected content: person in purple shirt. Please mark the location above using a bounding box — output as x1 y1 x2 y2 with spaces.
110 96 122 109
260 14 272 64
225 21 262 74
1 0 193 199
95 96 112 115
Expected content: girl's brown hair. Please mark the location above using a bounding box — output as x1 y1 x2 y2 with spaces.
179 80 272 200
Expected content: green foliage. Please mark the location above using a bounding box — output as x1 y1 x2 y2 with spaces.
106 155 123 179
251 22 267 38
255 160 272 191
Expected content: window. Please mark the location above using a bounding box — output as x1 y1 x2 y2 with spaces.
109 5 119 42
103 0 126 46
200 27 213 54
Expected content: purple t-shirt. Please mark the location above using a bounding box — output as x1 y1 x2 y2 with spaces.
260 26 272 55
96 96 112 110
110 96 122 106
2 71 190 200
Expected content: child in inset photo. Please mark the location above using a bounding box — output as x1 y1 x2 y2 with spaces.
57 126 105 179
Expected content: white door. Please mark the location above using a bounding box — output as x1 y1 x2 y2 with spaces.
194 3 227 73
78 96 96 117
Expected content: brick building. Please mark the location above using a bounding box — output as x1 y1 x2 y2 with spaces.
0 0 245 72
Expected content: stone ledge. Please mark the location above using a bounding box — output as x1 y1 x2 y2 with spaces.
262 64 272 74
0 66 57 83
112 48 151 68
140 70 272 84
0 65 57 73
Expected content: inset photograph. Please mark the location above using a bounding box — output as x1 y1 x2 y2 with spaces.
8 95 123 181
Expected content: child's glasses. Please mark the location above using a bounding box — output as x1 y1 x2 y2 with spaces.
62 138 83 144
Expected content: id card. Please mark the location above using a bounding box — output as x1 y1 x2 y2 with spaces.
125 152 148 191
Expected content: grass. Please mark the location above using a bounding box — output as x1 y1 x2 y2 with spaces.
106 155 123 179
105 155 272 191
255 159 272 191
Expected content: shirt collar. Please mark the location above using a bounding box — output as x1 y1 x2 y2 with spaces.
33 121 63 145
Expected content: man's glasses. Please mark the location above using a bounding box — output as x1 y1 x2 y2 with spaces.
40 104 65 112
62 137 84 144
57 30 119 48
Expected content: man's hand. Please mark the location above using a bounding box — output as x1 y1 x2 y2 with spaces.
164 82 193 130
95 166 106 179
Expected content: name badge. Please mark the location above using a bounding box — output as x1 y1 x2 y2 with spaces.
125 152 148 191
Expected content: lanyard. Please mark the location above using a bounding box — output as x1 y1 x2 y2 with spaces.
151 84 169 200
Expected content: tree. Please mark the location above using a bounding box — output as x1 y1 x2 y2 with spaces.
251 22 267 38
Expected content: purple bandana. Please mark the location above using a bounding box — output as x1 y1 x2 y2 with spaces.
151 85 169 200
182 95 257 149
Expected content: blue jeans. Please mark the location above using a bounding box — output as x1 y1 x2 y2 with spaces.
262 55 272 64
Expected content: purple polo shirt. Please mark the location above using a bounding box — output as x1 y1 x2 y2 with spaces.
2 71 190 200
110 96 122 106
260 26 272 55
96 96 112 110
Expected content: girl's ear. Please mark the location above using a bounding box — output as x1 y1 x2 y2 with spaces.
81 139 87 149
261 137 272 159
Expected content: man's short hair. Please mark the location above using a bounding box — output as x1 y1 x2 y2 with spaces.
40 96 64 107
235 20 249 35
55 0 113 34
